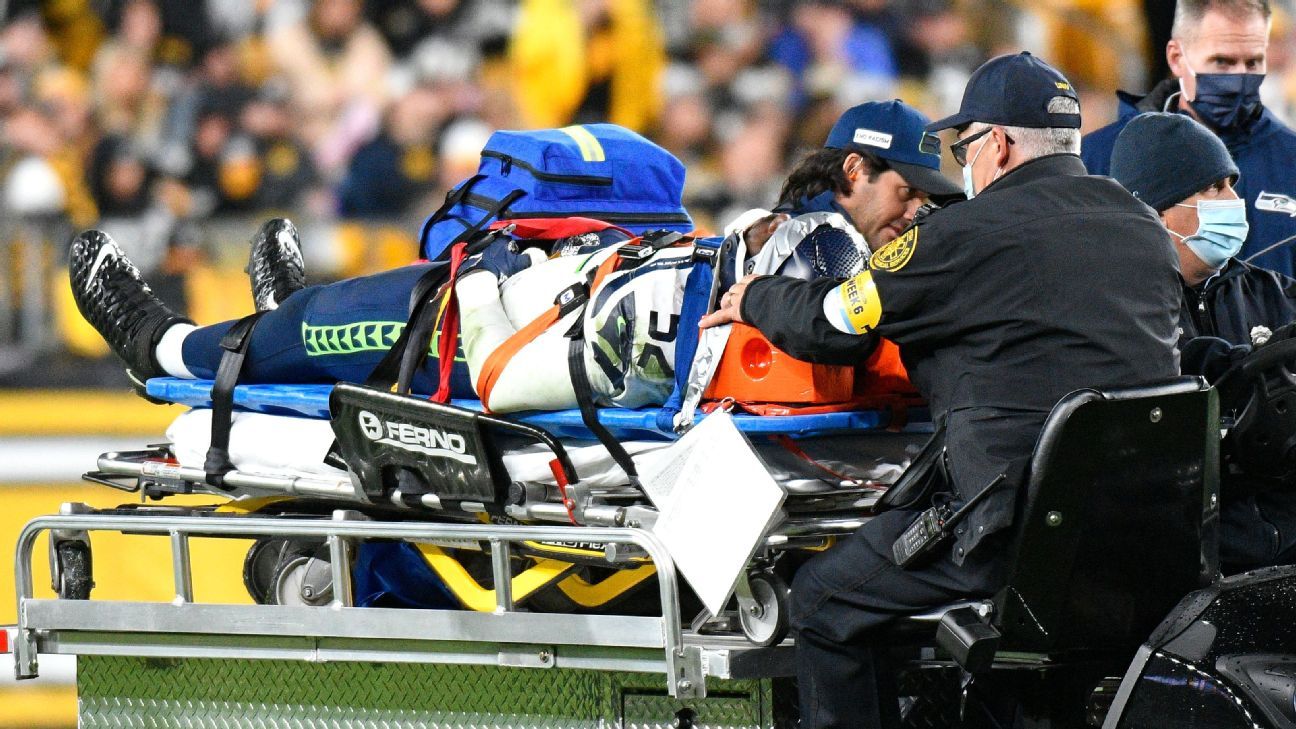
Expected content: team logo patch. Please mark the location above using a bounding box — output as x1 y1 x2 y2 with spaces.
870 227 917 272
1256 191 1296 217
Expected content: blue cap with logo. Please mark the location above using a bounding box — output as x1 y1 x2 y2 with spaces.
926 51 1081 132
825 99 961 197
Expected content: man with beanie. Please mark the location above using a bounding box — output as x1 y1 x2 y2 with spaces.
703 52 1181 729
1081 0 1296 276
1110 112 1296 571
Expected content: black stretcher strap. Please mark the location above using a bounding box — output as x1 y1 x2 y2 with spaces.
324 265 451 471
568 335 641 486
369 225 516 393
421 176 526 262
562 269 641 487
365 265 450 394
204 311 267 488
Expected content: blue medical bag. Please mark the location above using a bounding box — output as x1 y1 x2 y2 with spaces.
418 124 693 260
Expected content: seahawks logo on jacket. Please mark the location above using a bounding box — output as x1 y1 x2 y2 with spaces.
1256 191 1296 217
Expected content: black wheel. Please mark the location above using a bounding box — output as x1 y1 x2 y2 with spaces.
55 541 93 600
242 538 330 606
737 571 790 647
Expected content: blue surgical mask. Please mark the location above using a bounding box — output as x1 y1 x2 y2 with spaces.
1171 198 1249 269
1182 70 1265 133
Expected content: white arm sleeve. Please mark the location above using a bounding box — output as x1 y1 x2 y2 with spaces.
455 261 582 412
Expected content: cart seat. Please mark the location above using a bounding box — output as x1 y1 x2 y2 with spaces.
903 377 1219 669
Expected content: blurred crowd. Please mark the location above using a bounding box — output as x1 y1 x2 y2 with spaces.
4 0 1296 383
0 0 1075 273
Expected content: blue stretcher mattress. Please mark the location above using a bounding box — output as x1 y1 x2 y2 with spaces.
146 378 919 440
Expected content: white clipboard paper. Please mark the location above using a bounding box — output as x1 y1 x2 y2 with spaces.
639 410 786 615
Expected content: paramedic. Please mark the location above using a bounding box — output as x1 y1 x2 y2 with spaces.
701 52 1181 729
1109 111 1296 571
1081 0 1296 276
774 100 960 250
729 99 962 290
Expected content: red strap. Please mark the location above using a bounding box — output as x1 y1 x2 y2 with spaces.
489 217 631 240
476 253 622 409
432 242 469 403
772 434 872 487
549 458 578 524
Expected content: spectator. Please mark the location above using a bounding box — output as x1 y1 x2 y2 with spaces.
240 84 319 212
510 0 666 132
365 0 511 62
267 0 393 179
435 117 494 197
191 40 255 127
768 0 899 108
336 82 442 218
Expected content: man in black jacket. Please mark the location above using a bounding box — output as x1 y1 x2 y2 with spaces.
701 53 1182 729
1110 111 1296 570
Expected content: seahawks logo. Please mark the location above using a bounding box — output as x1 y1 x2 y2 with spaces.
869 227 918 272
1256 192 1296 217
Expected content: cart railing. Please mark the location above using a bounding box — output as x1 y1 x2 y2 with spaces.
12 510 709 698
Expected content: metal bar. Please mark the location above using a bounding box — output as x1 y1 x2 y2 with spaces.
97 455 630 526
23 601 669 648
36 628 673 674
169 531 193 605
490 539 512 612
326 512 354 608
13 513 690 693
99 453 357 501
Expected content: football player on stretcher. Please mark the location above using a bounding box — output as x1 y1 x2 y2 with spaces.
68 209 913 419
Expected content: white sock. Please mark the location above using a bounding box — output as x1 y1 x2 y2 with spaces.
154 323 198 379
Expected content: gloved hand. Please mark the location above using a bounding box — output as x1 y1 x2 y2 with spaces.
460 241 544 283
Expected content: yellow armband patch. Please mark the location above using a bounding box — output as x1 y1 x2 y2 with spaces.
823 270 882 335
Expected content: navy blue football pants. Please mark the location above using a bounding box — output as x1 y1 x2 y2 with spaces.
179 263 474 395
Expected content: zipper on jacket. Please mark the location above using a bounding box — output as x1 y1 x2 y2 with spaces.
481 151 613 187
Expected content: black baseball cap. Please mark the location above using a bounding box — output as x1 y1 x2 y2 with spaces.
927 52 1081 132
825 100 961 197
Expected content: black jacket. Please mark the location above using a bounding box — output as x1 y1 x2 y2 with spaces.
1180 258 1296 344
742 154 1182 563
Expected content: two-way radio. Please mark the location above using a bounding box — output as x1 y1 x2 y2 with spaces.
891 473 1007 569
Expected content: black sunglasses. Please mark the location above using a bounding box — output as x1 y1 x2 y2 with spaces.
950 127 1014 166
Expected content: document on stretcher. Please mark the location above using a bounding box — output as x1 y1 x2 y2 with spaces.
639 410 786 615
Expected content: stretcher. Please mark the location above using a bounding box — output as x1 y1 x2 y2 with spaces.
21 372 1296 728
79 372 929 648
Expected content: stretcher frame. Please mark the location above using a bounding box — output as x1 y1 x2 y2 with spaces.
9 508 798 699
